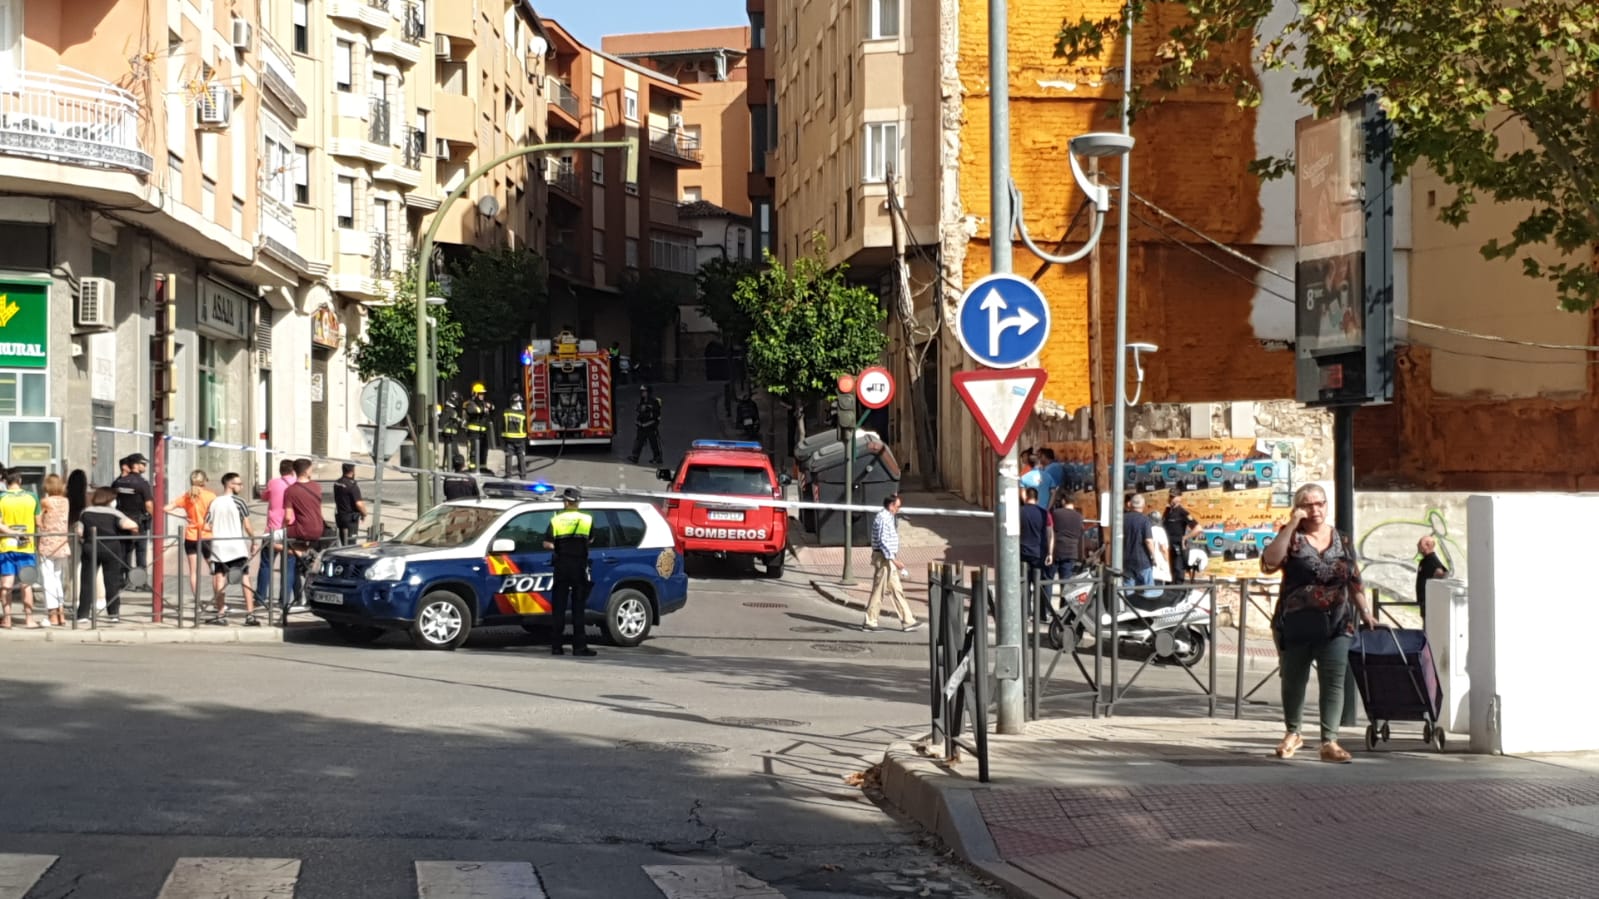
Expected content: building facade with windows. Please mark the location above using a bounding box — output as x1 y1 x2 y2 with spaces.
540 20 702 370
762 0 945 483
0 0 554 497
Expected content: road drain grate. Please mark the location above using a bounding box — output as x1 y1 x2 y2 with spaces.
713 717 809 728
742 601 789 609
810 642 870 654
616 740 729 755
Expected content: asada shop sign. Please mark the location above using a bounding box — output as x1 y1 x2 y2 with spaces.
197 277 251 341
0 279 50 369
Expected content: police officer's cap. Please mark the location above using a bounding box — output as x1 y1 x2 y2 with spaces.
561 486 582 503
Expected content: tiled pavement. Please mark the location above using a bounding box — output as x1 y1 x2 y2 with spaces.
984 779 1599 898
880 716 1599 899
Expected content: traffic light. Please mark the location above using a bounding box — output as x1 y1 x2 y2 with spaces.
151 273 177 431
835 391 858 440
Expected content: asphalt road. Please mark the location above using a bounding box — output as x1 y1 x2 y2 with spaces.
0 561 1011 899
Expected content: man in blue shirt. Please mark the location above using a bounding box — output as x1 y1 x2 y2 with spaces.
863 494 921 632
1122 494 1157 587
1019 488 1054 621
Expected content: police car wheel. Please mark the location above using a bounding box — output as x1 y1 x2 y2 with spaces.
411 591 472 650
605 588 653 647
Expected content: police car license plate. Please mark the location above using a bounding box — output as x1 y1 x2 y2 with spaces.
313 591 344 606
707 510 744 521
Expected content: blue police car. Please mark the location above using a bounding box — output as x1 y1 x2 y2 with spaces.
306 495 688 650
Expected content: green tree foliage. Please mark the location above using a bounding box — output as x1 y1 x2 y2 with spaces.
351 264 464 386
1056 0 1599 310
734 239 888 430
696 256 759 347
446 246 548 350
619 270 687 365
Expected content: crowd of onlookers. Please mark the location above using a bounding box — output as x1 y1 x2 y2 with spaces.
0 455 369 629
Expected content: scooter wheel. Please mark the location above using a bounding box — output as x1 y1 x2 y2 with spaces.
1047 617 1067 652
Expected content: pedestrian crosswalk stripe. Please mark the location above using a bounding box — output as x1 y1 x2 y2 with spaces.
415 861 547 899
642 864 783 899
0 854 56 899
155 857 301 899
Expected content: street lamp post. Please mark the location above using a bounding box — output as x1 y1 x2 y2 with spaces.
992 121 1132 736
424 297 445 503
413 139 636 514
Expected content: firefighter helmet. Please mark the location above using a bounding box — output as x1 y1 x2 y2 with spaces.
471 382 487 394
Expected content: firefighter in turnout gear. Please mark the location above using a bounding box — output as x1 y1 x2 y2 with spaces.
627 384 663 465
501 395 527 478
463 383 494 470
439 391 463 467
541 487 596 657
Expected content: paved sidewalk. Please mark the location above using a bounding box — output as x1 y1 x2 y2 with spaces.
880 716 1599 899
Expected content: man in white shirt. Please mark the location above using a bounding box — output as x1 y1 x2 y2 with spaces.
205 472 259 626
862 493 921 632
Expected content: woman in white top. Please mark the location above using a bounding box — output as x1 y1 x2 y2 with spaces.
1149 511 1173 584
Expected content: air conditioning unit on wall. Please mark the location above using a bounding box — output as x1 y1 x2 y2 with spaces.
75 277 115 329
434 34 452 59
231 18 254 52
195 84 231 129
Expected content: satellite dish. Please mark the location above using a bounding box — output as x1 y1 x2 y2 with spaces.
477 195 500 218
529 36 549 58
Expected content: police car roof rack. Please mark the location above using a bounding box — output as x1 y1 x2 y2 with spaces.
690 439 764 452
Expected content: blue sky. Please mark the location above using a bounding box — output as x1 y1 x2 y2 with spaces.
536 1 748 48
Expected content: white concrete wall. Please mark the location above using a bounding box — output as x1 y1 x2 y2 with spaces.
1467 493 1599 754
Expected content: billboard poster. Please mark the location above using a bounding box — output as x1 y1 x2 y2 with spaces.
1296 251 1366 355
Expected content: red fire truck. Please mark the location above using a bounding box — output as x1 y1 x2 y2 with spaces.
522 332 615 448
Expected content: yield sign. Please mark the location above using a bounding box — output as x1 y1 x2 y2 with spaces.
952 368 1048 456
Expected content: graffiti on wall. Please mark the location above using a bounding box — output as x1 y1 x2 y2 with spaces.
1353 494 1469 606
1040 438 1298 579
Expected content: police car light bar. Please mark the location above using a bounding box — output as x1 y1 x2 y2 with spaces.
690 440 763 451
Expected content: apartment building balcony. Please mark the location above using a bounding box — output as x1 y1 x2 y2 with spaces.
546 160 579 201
433 0 475 41
373 31 423 67
370 232 392 279
433 91 476 157
648 196 698 237
648 124 702 164
547 240 581 279
650 234 698 276
328 0 389 30
329 96 392 165
547 78 579 126
0 69 153 175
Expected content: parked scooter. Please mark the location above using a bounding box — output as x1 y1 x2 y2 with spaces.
1044 577 1211 667
735 395 761 442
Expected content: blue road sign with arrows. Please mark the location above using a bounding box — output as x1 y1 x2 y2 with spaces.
954 273 1052 369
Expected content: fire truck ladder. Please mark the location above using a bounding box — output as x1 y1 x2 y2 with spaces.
528 361 549 413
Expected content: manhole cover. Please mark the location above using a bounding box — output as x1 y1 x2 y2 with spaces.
790 625 839 634
713 716 809 728
742 601 789 609
616 740 729 755
810 642 870 654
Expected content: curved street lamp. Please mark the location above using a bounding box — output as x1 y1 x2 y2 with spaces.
413 138 637 512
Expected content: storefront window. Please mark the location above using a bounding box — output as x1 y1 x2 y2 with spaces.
0 371 47 416
196 338 243 475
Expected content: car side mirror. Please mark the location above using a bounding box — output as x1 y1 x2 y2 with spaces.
490 538 516 554
656 468 674 482
779 473 792 486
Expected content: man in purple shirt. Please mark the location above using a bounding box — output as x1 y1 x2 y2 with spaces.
255 458 295 609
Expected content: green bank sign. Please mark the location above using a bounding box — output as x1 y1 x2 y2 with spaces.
0 280 49 369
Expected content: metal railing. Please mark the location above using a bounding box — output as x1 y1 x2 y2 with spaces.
648 124 703 162
548 78 579 118
368 0 389 10
649 195 682 225
370 232 392 278
927 563 991 782
1022 566 1220 720
0 68 154 174
402 2 425 43
1231 577 1281 717
403 126 424 168
547 159 578 195
368 97 391 145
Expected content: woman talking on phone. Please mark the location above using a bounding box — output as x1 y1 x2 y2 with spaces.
1260 484 1378 763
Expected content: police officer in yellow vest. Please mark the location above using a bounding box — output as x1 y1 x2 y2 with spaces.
462 383 493 470
501 394 527 478
541 487 595 656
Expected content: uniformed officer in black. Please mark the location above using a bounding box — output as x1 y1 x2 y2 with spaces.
112 453 154 575
542 487 596 657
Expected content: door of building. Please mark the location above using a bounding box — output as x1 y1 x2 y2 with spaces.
92 401 115 487
310 353 328 457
